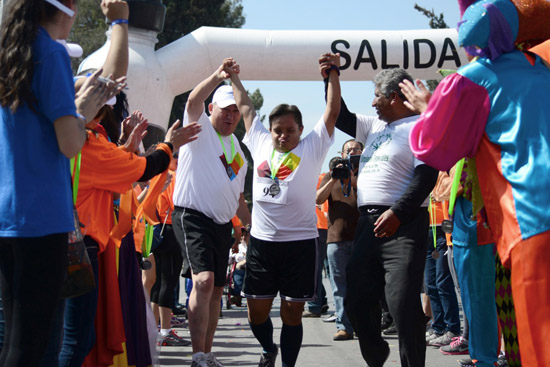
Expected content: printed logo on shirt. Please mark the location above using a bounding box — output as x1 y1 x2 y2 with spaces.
220 152 244 181
362 132 392 165
257 152 301 180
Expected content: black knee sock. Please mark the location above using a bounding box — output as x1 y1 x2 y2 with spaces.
249 317 276 353
280 323 303 367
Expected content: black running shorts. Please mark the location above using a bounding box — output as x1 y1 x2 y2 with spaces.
172 206 232 287
242 236 318 302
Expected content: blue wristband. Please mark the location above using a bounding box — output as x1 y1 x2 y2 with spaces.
328 65 340 76
111 19 129 26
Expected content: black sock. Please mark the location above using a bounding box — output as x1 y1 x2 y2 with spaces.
280 323 303 367
249 317 276 353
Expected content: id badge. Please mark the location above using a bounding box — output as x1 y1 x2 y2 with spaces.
254 177 288 204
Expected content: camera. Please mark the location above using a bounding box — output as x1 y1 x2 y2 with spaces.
329 157 350 179
329 155 361 180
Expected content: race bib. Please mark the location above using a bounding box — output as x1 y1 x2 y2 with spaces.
254 177 289 204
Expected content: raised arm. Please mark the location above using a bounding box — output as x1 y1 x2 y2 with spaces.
229 63 256 133
319 53 341 137
100 0 129 79
186 58 234 123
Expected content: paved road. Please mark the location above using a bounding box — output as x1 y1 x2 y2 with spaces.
159 278 464 367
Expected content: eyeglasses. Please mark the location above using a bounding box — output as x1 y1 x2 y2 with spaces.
343 147 362 154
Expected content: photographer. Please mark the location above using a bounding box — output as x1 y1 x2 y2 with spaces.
316 139 362 341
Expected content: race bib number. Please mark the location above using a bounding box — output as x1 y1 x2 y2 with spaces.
254 177 288 204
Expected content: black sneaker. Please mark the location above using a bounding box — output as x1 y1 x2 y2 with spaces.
258 344 278 367
382 324 397 335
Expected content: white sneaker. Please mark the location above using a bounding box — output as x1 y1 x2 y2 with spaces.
206 352 225 367
191 352 209 367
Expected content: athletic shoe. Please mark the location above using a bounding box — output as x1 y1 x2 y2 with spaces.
206 352 225 367
497 351 509 367
171 315 186 328
458 358 475 367
382 324 397 335
426 329 443 344
258 344 278 367
191 352 209 367
333 330 354 341
439 336 469 355
322 314 337 323
321 304 329 314
158 329 191 347
428 330 459 347
302 310 321 318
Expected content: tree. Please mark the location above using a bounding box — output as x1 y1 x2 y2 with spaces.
414 4 449 91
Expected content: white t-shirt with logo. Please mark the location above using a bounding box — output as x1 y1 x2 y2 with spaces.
243 115 334 242
355 114 429 207
173 110 247 224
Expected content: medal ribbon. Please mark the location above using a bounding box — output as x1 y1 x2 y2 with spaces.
448 158 466 218
217 132 235 164
270 150 291 181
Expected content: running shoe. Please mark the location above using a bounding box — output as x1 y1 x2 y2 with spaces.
171 315 186 328
158 329 191 346
439 336 469 355
428 330 459 347
258 344 278 367
206 352 225 367
382 324 397 335
191 352 209 367
322 314 337 323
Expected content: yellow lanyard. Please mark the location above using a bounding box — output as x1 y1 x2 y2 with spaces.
217 132 235 164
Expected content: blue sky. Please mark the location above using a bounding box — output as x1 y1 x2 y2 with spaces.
239 0 461 170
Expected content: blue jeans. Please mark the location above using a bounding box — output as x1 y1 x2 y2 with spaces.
424 227 460 334
232 268 245 296
307 230 327 313
327 241 353 333
58 237 99 367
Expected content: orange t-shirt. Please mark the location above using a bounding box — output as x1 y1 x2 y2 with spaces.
76 131 147 252
156 171 175 225
316 173 328 230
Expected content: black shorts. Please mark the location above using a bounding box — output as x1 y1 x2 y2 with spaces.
172 207 232 287
242 236 318 302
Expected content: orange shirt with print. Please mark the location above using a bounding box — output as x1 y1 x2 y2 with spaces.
76 131 147 253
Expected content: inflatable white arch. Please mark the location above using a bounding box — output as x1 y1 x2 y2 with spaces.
79 26 468 132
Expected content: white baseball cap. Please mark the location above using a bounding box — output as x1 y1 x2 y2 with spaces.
212 85 236 108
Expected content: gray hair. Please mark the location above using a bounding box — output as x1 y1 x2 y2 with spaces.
373 69 414 102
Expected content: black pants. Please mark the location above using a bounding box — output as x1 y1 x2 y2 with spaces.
0 233 67 366
345 207 428 367
151 225 184 308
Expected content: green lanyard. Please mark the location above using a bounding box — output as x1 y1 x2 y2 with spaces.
429 198 437 249
270 149 291 181
217 132 235 164
448 158 466 218
142 219 154 257
70 153 82 205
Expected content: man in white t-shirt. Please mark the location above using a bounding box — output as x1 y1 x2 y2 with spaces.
171 59 251 367
227 53 340 367
332 68 438 367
